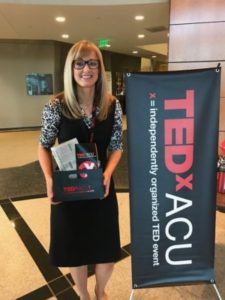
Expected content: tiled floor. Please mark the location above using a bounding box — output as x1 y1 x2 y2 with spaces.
0 130 225 300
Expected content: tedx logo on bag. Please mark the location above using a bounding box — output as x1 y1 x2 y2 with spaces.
79 161 97 170
78 160 97 178
63 185 93 193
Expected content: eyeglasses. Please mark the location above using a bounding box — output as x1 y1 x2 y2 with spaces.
73 59 99 70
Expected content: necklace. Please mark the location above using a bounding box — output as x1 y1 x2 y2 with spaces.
79 103 93 118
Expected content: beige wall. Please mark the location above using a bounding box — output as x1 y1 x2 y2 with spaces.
168 0 225 153
0 40 56 129
0 39 139 129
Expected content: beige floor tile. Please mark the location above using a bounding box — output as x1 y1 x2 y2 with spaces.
84 256 216 300
0 130 40 168
14 194 131 252
14 193 131 279
117 193 130 247
12 198 225 299
1 128 225 300
0 124 127 169
86 257 132 300
14 197 50 252
0 207 46 299
87 256 222 300
14 197 69 275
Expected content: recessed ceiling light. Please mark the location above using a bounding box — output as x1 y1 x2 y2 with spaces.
55 16 66 22
152 55 157 59
135 15 144 21
138 34 145 39
62 34 69 39
132 50 138 54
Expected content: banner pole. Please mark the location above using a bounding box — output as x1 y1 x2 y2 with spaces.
129 289 135 300
212 283 223 300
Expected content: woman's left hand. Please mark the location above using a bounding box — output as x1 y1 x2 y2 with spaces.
102 150 122 198
103 171 111 198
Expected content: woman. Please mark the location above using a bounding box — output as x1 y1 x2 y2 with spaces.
38 40 123 300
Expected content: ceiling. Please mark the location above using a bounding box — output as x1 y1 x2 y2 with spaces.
0 0 170 61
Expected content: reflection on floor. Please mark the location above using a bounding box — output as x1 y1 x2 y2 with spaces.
0 130 225 300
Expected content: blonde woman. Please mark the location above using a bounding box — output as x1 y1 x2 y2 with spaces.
38 40 123 300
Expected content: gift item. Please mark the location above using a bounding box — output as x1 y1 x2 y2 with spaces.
53 168 104 202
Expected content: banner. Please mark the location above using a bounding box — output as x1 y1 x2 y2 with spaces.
126 68 220 288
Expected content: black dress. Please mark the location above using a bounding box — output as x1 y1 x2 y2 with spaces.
49 103 121 267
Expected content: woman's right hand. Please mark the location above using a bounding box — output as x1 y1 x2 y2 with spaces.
46 176 54 202
46 177 62 205
38 144 62 205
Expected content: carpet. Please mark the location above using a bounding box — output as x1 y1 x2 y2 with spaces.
0 132 129 200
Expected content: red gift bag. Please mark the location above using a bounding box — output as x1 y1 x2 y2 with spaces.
217 171 225 193
217 156 225 211
217 155 225 194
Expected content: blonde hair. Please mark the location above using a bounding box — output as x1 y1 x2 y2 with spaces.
56 40 114 121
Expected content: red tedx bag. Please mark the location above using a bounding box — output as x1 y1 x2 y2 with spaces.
217 156 225 194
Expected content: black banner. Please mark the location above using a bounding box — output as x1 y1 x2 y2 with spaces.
126 68 220 288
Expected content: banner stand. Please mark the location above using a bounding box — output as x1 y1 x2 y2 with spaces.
126 68 223 300
128 283 223 300
129 289 134 300
212 282 223 300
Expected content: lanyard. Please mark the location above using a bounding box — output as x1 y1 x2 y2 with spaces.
89 115 96 143
79 104 96 142
80 105 96 143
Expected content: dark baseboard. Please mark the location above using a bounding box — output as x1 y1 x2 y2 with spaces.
0 126 41 132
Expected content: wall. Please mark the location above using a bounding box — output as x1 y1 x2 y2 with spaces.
0 40 57 129
103 51 141 113
140 57 152 72
53 41 72 94
168 0 225 152
102 50 141 95
0 40 140 129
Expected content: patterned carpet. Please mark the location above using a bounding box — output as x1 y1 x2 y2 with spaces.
0 131 128 200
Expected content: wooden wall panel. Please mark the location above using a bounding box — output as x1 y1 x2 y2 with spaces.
220 99 225 131
169 23 225 62
169 62 225 133
169 0 225 159
170 0 225 24
169 62 225 97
